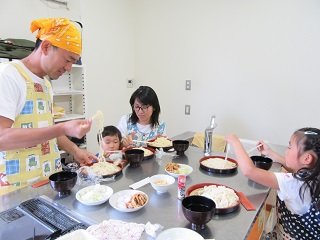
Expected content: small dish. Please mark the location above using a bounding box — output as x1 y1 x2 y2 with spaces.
76 185 113 206
199 156 238 174
165 163 193 178
149 174 175 194
109 189 148 212
156 227 204 240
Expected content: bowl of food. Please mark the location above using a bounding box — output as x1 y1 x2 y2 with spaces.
149 174 175 194
182 195 216 230
124 149 144 167
199 156 238 174
49 171 77 197
84 160 123 178
76 185 113 206
147 136 173 151
165 162 193 178
186 183 240 214
172 140 189 156
123 146 155 160
250 156 273 170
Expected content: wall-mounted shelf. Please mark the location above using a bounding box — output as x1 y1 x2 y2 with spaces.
51 65 87 160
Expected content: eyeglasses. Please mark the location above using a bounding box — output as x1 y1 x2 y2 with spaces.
132 105 150 112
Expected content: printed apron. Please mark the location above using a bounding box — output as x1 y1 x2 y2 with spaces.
0 63 61 195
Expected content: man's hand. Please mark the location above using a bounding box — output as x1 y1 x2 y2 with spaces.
73 148 99 166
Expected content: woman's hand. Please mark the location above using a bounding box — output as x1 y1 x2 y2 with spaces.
122 132 135 148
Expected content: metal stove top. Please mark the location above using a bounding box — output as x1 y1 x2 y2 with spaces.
0 196 93 240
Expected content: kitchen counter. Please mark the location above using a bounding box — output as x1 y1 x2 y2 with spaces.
0 133 285 240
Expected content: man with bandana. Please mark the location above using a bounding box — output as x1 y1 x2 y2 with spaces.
0 18 98 194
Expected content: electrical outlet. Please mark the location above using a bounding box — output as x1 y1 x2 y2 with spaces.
127 79 134 88
186 80 191 90
185 105 191 115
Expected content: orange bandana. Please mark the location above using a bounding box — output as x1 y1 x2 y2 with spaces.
30 18 82 55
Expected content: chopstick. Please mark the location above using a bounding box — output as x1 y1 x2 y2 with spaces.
132 140 152 144
247 140 269 154
224 148 229 160
105 150 122 153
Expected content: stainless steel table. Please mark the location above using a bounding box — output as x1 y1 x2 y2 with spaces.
0 133 284 240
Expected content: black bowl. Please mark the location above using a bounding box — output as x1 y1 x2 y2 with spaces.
250 156 273 170
182 195 216 230
172 140 189 156
124 149 144 167
49 171 77 197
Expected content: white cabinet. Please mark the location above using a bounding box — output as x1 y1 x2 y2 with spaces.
51 65 87 153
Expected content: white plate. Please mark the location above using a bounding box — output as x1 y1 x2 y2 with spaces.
156 228 204 240
109 189 148 212
165 164 193 178
76 185 113 206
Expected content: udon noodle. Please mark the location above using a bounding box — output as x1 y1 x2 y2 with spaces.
92 110 106 162
190 185 239 208
89 162 121 175
148 137 172 147
201 158 236 169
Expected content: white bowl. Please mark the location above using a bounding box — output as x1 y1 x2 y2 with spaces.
165 164 193 178
156 227 204 240
149 174 175 194
76 185 113 206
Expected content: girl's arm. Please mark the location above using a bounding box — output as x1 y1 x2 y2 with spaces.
225 134 279 189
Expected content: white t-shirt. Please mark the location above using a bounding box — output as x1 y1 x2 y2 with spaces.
117 114 166 138
0 61 53 120
275 172 312 215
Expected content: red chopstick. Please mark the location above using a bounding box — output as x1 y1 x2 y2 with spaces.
32 179 49 188
238 192 256 211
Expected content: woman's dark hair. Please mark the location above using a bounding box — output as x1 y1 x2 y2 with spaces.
129 86 161 128
293 127 320 207
97 125 122 143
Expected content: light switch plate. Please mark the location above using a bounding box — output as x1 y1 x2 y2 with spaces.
186 80 191 90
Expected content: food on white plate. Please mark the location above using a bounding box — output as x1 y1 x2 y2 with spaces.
153 180 168 185
190 185 239 208
89 162 121 175
133 147 153 156
201 158 237 169
165 162 190 174
78 185 110 203
116 193 148 209
148 137 173 147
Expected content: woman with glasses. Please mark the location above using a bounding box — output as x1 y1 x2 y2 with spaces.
117 86 166 148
